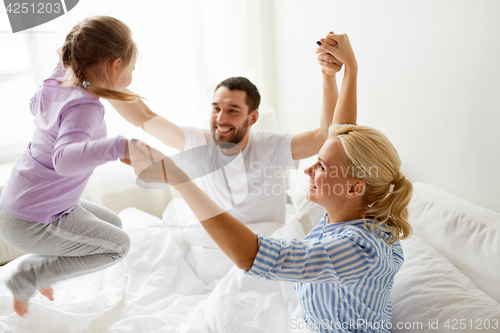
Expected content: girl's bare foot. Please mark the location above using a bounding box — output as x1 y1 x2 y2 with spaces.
12 287 53 317
12 286 54 316
39 286 54 301
13 297 28 317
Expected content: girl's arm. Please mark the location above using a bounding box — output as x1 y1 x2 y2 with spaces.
53 103 149 177
52 104 126 176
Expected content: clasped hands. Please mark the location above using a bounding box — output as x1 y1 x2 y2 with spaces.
316 31 357 74
119 31 357 185
121 139 188 186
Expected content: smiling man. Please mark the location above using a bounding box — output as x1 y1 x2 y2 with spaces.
210 78 258 150
178 76 307 223
108 34 349 225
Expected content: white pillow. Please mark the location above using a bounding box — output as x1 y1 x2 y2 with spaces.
118 207 164 230
391 234 500 333
409 183 500 303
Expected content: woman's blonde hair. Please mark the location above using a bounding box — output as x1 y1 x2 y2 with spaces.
331 124 413 243
60 16 139 101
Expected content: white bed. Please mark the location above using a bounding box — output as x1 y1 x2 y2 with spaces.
0 182 499 332
0 199 304 333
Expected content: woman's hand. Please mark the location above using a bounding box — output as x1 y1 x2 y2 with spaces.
316 32 357 71
316 32 343 75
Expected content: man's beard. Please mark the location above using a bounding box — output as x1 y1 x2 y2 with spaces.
211 117 249 147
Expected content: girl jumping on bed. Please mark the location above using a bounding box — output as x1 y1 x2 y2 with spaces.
0 16 149 316
137 32 413 332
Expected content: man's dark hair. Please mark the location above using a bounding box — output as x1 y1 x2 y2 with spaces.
215 77 261 112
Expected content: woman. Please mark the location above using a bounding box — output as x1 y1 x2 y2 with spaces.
133 32 413 332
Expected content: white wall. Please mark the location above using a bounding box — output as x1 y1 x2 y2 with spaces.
2 0 499 215
0 0 273 216
272 0 500 213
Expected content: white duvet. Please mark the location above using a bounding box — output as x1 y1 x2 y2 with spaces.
0 201 307 333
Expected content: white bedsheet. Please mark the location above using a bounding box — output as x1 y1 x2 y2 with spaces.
0 203 307 333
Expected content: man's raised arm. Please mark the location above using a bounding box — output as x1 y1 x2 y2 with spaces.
108 90 185 151
291 32 342 160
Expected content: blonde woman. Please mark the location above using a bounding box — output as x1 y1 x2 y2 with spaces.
135 32 413 332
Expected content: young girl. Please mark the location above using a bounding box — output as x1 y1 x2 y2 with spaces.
143 33 413 332
0 16 147 316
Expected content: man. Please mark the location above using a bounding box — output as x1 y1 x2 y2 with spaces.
110 33 351 225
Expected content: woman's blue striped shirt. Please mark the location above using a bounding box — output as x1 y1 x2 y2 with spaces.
246 214 404 332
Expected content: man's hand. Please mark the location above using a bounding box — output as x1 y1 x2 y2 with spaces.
317 32 357 71
316 31 343 75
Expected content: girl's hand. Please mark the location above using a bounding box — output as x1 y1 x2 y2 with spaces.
316 33 357 70
316 32 343 76
122 139 187 185
121 139 156 175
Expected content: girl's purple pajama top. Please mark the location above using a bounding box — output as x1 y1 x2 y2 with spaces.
0 62 126 223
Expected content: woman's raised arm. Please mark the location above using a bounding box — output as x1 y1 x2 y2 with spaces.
317 33 358 126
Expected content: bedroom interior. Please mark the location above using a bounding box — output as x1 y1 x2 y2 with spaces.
0 0 499 332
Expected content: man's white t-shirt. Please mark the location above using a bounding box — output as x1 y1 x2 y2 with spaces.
181 127 299 224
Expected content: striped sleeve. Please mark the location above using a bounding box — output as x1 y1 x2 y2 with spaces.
245 233 377 284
